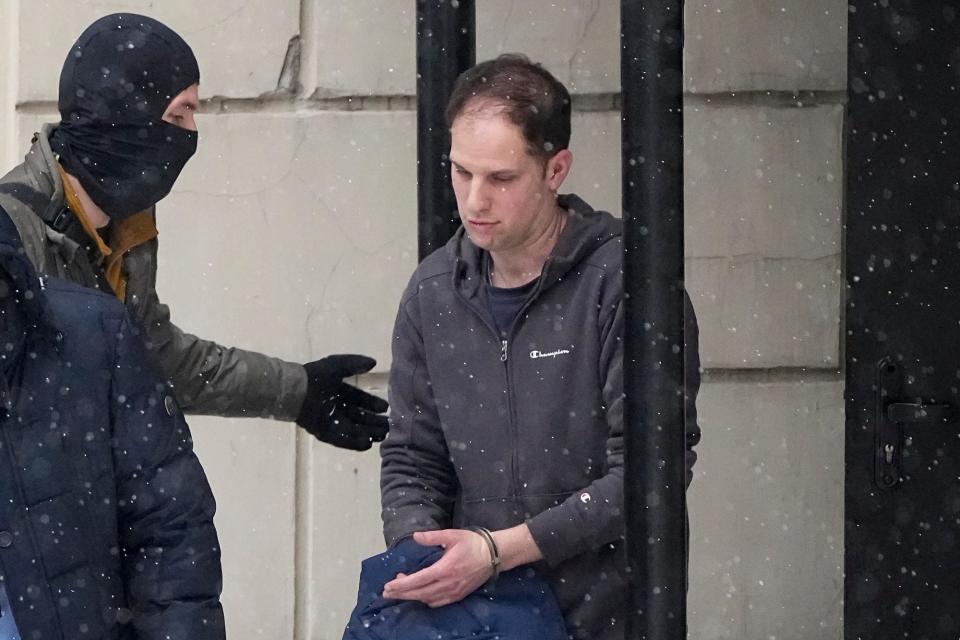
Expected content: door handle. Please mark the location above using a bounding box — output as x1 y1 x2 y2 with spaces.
886 402 952 424
874 358 954 489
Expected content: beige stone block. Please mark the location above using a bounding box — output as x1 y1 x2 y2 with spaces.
158 110 417 371
565 110 622 215
688 379 844 640
476 0 620 94
685 0 847 93
685 104 843 260
684 103 843 369
302 437 385 638
309 0 619 96
306 3 416 98
566 104 845 262
18 0 299 102
1 1 16 166
688 256 841 368
188 417 297 640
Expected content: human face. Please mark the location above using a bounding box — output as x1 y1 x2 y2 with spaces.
449 109 572 254
162 83 200 131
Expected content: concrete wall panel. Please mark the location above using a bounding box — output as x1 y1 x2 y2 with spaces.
688 379 844 640
684 103 843 368
565 110 622 216
302 440 384 639
161 110 417 369
307 3 415 98
310 0 847 97
1 1 16 166
18 0 299 102
688 256 841 368
476 1 619 94
685 0 847 93
309 1 619 97
685 104 843 261
189 417 298 640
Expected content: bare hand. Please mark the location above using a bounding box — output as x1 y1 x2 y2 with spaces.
381 529 493 608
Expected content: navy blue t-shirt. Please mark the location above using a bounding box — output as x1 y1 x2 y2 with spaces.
486 278 539 337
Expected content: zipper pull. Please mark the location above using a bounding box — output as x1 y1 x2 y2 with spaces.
500 340 508 362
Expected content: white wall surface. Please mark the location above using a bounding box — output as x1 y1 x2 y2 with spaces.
689 379 844 640
18 1 300 100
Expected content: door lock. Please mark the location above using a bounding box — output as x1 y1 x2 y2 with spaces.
874 358 953 489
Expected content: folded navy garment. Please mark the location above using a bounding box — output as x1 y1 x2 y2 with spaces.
343 538 567 640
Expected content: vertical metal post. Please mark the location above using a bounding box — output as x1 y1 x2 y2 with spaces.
621 1 687 639
416 0 475 261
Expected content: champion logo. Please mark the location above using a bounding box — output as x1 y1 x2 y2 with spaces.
529 348 572 359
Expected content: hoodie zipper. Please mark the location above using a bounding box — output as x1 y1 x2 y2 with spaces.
497 289 546 505
452 257 552 506
450 288 520 498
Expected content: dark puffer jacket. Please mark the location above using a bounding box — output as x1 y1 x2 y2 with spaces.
0 211 225 639
343 538 568 640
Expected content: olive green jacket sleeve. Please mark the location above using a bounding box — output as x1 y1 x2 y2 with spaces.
123 236 308 419
0 132 308 420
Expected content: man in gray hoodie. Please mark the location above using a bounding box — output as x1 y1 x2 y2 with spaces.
380 54 701 640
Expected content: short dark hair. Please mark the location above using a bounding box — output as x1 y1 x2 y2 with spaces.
445 54 572 163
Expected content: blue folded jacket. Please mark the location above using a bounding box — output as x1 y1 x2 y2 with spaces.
343 538 568 640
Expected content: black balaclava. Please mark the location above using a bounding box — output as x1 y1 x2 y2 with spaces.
49 13 200 219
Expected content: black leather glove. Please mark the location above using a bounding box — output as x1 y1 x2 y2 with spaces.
296 355 389 451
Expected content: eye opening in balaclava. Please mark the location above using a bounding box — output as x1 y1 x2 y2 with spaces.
49 13 201 220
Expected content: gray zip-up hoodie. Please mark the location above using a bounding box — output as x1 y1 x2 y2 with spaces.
381 194 701 640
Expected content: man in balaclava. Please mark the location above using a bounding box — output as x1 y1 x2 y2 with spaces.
0 13 388 450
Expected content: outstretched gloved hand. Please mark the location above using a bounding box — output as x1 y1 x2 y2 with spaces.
296 355 389 451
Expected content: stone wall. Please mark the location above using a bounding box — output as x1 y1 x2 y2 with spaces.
685 3 846 637
0 2 847 638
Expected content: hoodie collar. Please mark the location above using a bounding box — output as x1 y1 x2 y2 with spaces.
449 193 621 299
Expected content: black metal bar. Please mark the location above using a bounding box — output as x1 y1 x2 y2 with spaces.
621 1 687 639
416 0 475 261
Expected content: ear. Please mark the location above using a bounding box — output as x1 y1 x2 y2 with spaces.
545 149 573 191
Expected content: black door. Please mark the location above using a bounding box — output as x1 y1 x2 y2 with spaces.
846 2 960 638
